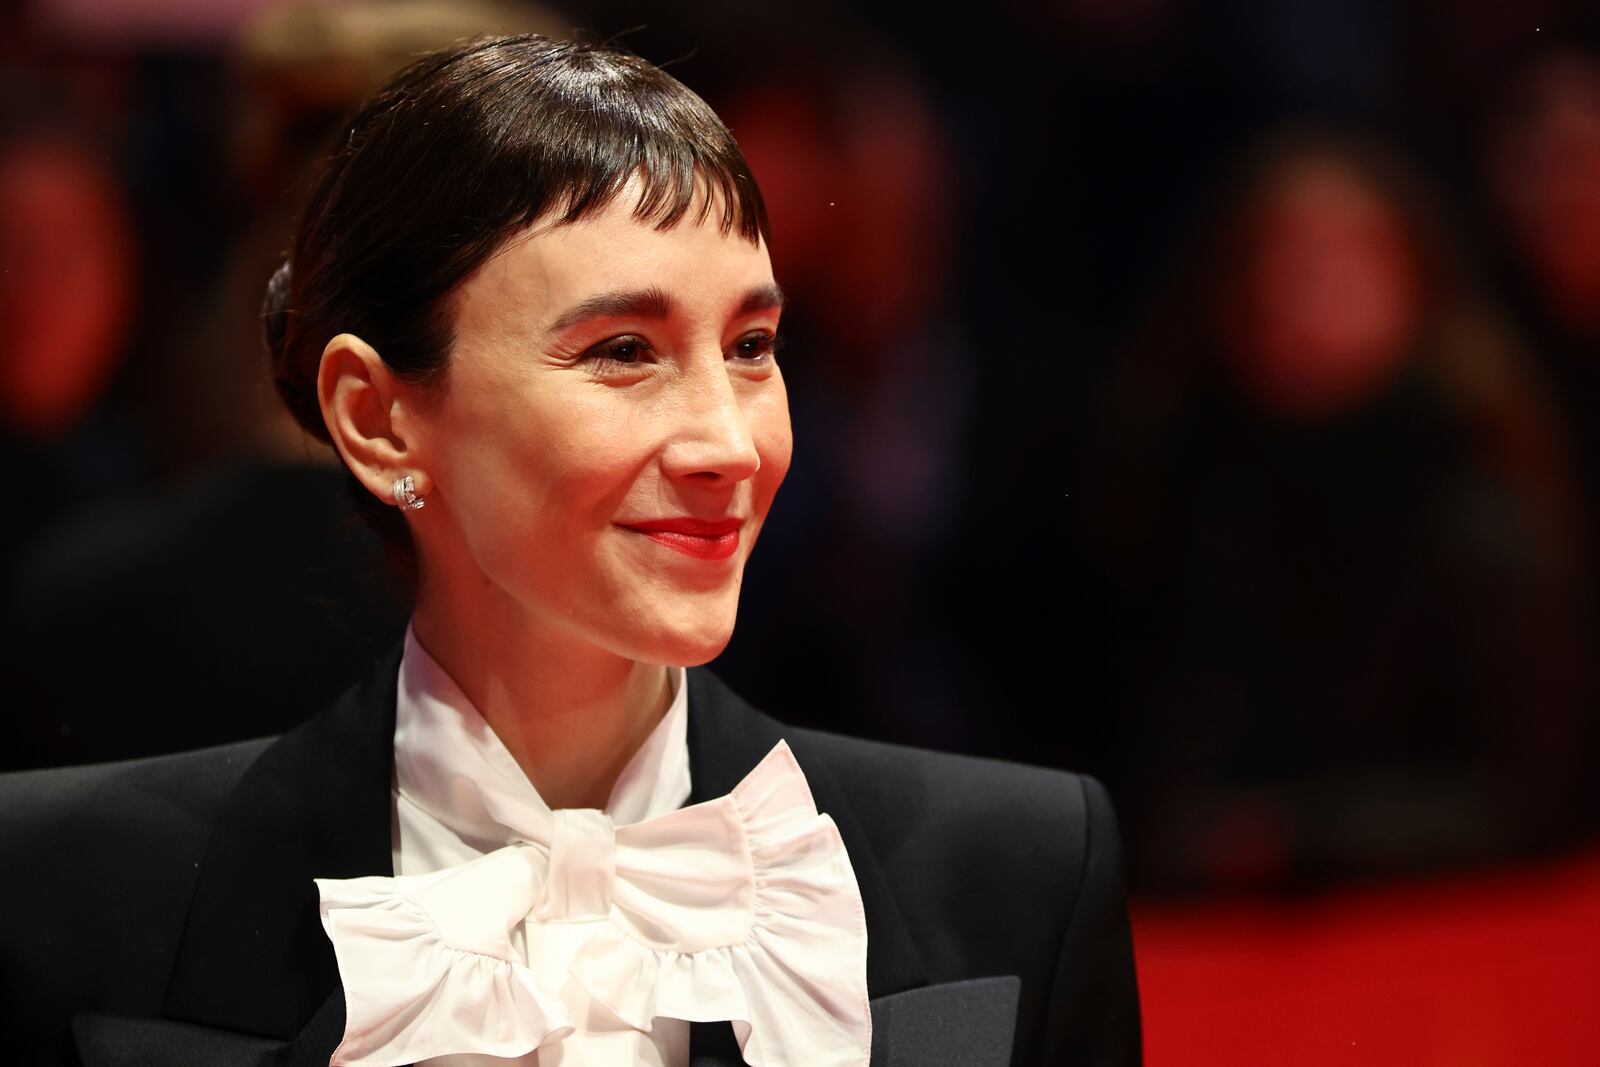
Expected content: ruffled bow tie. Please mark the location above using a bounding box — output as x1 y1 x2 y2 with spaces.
314 740 871 1067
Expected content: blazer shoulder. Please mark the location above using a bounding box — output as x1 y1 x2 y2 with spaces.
688 668 1117 897
787 726 1102 862
685 665 1111 890
0 738 273 1061
781 726 1122 960
0 736 272 857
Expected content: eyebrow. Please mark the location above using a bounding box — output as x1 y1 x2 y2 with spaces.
734 282 786 318
545 282 786 334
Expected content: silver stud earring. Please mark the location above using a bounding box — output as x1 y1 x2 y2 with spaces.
391 474 425 510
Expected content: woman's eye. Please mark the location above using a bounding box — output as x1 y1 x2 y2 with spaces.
731 331 782 362
581 335 651 366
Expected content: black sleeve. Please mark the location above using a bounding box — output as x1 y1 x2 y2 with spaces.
1037 774 1143 1065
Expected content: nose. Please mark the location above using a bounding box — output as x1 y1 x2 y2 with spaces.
660 357 761 485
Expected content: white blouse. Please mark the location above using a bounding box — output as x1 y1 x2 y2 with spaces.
390 624 694 1067
318 624 872 1067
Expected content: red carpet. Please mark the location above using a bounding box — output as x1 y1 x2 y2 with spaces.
1132 846 1600 1064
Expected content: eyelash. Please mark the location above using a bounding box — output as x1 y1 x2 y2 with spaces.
579 331 783 374
584 336 652 367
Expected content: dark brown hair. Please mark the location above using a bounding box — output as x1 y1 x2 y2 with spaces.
263 33 770 556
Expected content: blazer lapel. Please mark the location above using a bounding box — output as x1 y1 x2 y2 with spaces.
72 1014 286 1067
73 993 346 1067
866 977 1020 1067
690 980 1020 1067
161 643 402 1041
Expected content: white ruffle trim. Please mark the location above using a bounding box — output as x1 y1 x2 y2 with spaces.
315 739 870 1067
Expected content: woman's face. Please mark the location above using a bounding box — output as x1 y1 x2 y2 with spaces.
404 184 791 667
1226 157 1421 420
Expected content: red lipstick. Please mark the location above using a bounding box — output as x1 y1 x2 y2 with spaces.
622 517 743 561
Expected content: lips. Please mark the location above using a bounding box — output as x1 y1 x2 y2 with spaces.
621 518 743 561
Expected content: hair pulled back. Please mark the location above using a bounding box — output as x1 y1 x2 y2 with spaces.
262 33 770 551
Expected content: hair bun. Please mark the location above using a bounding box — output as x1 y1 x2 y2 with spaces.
261 257 329 443
261 258 293 363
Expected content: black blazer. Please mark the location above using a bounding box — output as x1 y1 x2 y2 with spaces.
0 645 1142 1066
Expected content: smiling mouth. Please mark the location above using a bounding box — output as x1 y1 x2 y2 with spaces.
620 519 743 561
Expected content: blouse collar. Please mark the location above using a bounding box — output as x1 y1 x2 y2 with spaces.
392 621 691 851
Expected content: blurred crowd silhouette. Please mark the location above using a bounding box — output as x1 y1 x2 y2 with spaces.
3 0 1598 899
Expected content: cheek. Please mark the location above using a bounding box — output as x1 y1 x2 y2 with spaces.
437 388 635 556
514 420 650 545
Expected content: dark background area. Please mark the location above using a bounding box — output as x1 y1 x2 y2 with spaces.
3 0 1598 918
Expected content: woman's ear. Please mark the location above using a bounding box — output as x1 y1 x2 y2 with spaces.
317 333 433 506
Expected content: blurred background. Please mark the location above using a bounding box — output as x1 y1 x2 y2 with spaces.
2 0 1597 1061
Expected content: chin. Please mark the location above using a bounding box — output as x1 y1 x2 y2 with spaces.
626 607 738 668
650 627 735 668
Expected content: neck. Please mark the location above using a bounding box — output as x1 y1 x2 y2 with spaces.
410 578 673 812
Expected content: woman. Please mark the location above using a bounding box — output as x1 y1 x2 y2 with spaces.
0 35 1140 1066
1082 130 1591 892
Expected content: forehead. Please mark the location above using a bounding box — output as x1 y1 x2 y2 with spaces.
455 187 774 341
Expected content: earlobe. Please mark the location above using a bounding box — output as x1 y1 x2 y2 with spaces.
317 332 428 506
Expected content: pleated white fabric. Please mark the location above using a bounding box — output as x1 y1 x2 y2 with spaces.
312 626 871 1067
